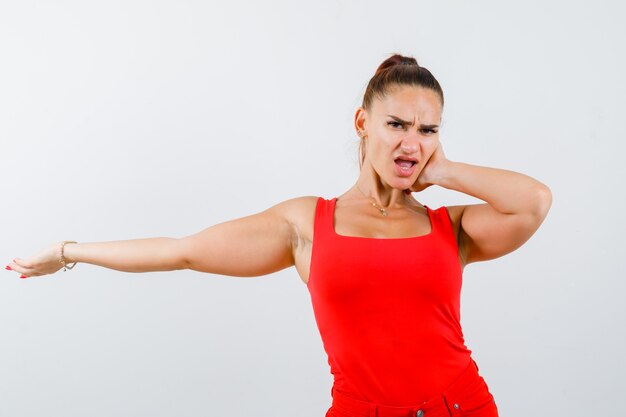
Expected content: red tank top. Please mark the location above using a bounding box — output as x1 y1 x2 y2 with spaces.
307 197 473 406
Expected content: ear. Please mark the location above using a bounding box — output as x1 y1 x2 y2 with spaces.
354 107 367 134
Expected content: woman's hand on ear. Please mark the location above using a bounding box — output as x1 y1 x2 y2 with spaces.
406 141 449 193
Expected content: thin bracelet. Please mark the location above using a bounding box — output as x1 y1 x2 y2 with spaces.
59 241 78 271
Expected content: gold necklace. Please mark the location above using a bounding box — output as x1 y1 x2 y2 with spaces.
355 184 390 217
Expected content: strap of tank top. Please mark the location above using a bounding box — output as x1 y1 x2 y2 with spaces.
312 197 333 242
429 205 457 245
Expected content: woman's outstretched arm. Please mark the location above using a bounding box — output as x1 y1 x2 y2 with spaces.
7 200 297 279
176 200 296 277
63 237 186 273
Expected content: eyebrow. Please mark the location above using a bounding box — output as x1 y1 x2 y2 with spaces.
387 114 439 129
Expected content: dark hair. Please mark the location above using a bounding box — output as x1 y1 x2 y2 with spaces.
358 53 444 167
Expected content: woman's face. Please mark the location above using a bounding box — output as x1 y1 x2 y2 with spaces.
356 85 442 190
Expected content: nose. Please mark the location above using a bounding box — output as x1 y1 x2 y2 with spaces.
400 137 419 154
399 128 426 154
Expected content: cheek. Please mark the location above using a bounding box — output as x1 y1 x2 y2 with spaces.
425 138 439 155
366 139 391 161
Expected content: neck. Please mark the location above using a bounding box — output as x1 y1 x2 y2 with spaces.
354 165 409 208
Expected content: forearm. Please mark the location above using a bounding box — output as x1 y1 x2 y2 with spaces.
432 160 552 216
63 237 186 273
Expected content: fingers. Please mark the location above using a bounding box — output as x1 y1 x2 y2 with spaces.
6 244 66 280
5 258 36 279
14 257 36 268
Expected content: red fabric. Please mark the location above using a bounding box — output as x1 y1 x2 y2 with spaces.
327 358 498 417
307 197 475 406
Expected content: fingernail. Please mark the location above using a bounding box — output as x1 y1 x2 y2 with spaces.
20 274 27 279
5 265 12 270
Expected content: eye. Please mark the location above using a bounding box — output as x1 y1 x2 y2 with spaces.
421 129 438 134
387 121 403 128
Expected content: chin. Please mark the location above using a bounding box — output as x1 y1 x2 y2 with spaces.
387 176 416 190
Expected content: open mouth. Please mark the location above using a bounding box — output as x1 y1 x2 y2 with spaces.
394 158 417 169
393 157 418 177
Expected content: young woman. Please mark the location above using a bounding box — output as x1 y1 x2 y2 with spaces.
6 54 551 417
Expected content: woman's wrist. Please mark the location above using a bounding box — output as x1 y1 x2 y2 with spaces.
60 241 79 264
424 158 455 187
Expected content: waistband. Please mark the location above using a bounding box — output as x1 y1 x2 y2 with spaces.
330 358 494 417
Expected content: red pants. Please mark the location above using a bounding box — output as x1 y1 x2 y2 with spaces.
325 358 499 417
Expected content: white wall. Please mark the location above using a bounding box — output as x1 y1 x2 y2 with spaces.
1 1 624 416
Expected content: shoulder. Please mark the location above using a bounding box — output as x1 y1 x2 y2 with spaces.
268 195 320 217
423 204 463 225
439 204 471 265
266 196 321 239
425 204 465 242
434 204 465 227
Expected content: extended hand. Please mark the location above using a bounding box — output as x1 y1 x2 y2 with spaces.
6 242 68 279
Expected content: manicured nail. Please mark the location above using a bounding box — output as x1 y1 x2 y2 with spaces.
20 274 27 279
5 265 12 270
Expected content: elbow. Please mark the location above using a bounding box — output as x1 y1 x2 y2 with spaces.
531 183 552 221
172 237 192 271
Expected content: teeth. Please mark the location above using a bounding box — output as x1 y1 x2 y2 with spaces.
396 159 415 169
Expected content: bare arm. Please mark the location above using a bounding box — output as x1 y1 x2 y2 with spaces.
63 237 186 273
176 200 296 277
8 199 298 278
415 144 552 265
440 162 552 265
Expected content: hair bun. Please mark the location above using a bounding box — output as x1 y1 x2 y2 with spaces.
374 53 419 76
396 55 419 66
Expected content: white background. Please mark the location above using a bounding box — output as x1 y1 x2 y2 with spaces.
1 1 624 416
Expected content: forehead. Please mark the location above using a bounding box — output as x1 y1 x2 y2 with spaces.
371 85 442 122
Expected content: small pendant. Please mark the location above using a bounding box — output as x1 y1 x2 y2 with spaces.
370 201 388 216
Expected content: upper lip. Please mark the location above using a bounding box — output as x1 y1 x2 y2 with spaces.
394 155 418 163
